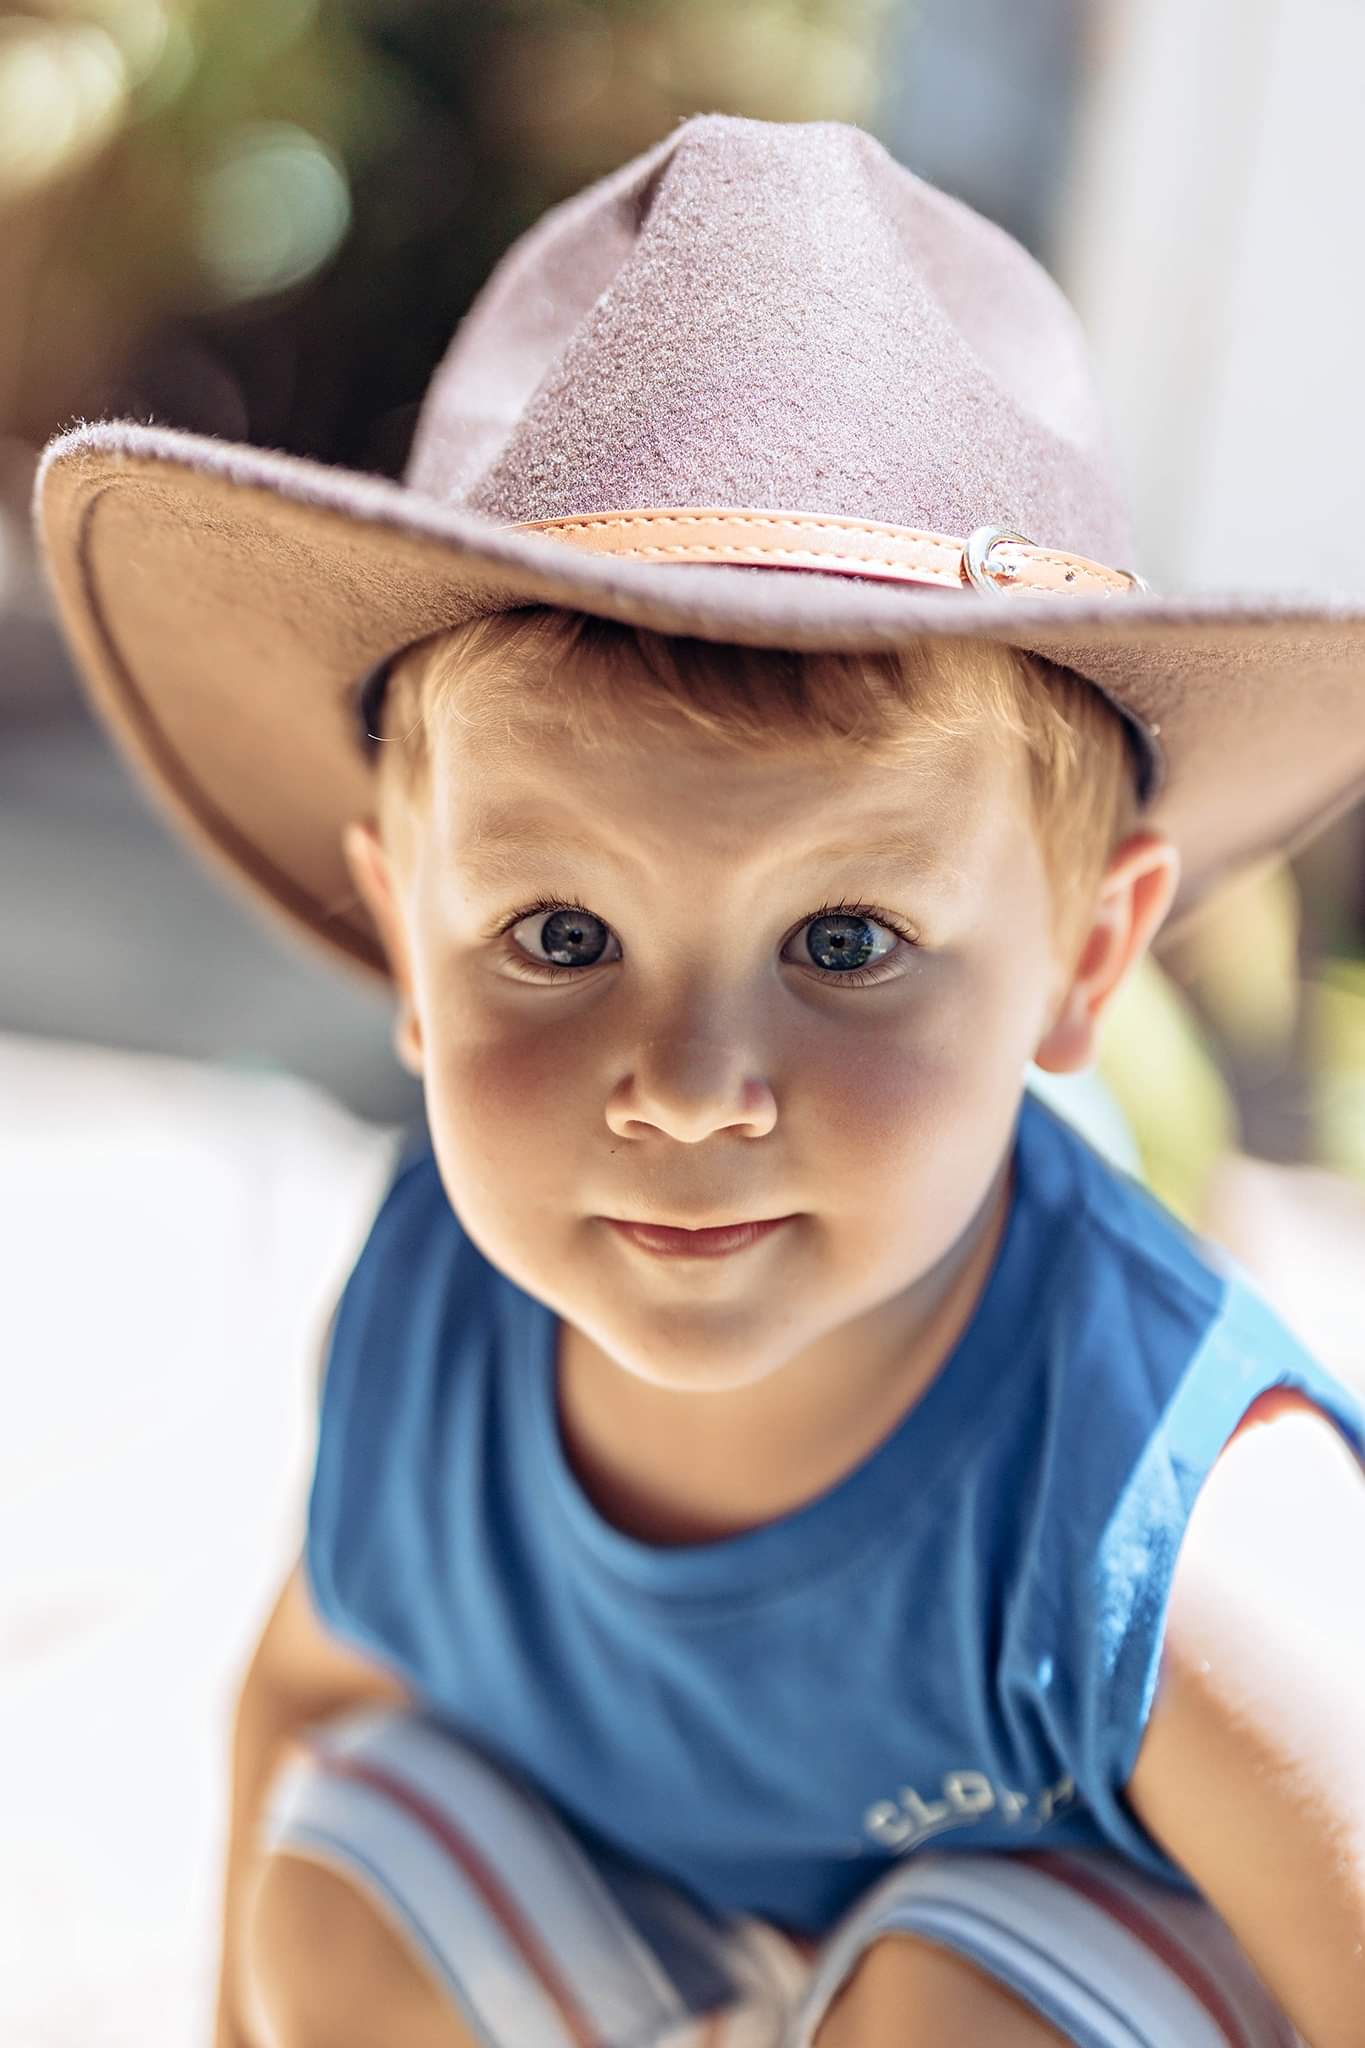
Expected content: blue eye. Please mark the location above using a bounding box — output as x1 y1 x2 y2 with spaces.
514 901 617 971
803 907 897 976
499 896 919 988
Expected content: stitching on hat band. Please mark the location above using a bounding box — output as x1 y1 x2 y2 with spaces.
511 509 1142 597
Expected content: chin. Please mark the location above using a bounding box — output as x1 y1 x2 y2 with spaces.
618 1353 787 1396
587 1304 800 1395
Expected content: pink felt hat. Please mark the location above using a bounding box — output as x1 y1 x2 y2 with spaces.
32 113 1365 983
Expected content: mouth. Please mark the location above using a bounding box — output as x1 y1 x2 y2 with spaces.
602 1215 797 1259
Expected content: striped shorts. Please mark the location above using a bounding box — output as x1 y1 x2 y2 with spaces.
259 1705 1303 2048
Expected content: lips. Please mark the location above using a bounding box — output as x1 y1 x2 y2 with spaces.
604 1215 795 1258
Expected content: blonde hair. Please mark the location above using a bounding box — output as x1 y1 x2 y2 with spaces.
371 605 1143 966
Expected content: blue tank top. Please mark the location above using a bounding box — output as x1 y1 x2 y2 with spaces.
305 1086 1365 1935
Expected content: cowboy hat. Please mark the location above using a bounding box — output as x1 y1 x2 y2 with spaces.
32 114 1365 982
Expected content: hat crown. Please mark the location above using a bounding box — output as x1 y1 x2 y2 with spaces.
405 113 1135 568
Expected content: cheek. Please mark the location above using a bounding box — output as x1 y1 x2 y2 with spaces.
425 1026 583 1171
466 1028 574 1104
812 1035 989 1184
811 961 1036 1187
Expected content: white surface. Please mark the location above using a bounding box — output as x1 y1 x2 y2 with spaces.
0 1034 400 2048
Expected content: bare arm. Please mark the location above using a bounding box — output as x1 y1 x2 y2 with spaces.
1124 1389 1365 2048
212 1557 414 2046
212 1316 412 2046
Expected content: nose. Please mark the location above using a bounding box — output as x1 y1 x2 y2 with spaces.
605 1037 778 1141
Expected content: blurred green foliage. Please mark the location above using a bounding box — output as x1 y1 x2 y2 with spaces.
1 0 896 462
1312 961 1365 1181
1099 954 1239 1227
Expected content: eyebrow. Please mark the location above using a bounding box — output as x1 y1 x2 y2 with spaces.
452 812 947 884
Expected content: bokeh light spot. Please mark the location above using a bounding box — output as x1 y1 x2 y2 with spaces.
79 0 171 88
0 19 128 197
193 121 352 304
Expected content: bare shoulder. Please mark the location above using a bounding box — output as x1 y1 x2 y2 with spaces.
1200 1384 1365 1576
1122 1385 1365 2045
245 1554 412 1712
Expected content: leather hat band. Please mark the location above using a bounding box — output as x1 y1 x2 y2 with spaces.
513 508 1148 598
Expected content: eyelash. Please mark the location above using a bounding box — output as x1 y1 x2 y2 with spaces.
492 895 922 989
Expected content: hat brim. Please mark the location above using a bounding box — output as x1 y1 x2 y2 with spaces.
35 420 1365 984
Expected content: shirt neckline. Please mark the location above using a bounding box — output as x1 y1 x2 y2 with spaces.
514 1091 1057 1607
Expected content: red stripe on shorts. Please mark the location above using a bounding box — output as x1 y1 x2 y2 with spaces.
1020 1851 1258 2048
318 1750 604 2048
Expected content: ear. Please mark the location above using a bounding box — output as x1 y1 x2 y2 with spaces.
341 818 424 1076
1032 829 1182 1076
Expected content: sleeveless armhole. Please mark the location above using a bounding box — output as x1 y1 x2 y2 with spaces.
311 1298 341 1413
1027 1260 1365 1883
302 1117 434 1655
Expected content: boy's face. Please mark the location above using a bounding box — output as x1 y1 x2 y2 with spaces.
347 660 1177 1400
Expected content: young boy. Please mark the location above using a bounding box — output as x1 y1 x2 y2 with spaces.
34 116 1365 2048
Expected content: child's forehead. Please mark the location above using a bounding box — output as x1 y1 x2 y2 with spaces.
424 693 1026 890
434 654 1005 787
447 700 961 796
423 623 1025 799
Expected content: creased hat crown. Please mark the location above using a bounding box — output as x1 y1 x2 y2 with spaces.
405 113 1136 570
